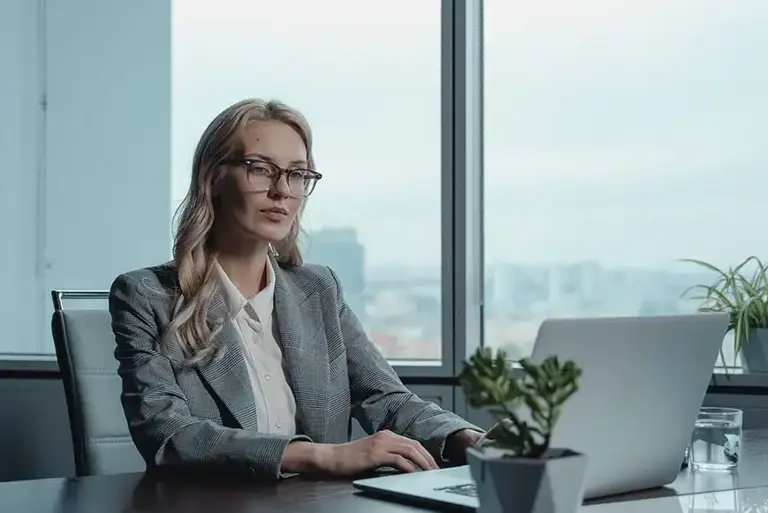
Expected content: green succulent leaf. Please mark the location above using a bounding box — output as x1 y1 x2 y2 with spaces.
459 348 582 458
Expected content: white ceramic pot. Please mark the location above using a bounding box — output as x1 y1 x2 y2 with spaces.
467 446 588 513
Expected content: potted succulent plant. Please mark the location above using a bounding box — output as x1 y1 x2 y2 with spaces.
459 347 586 513
681 256 768 373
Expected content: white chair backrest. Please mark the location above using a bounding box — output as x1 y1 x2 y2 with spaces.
51 290 145 476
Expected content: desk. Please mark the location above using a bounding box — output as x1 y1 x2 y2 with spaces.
2 429 768 513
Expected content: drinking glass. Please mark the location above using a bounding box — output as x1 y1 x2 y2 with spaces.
689 407 743 472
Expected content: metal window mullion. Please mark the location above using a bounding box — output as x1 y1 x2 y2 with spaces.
439 0 457 380
449 0 484 379
395 0 460 379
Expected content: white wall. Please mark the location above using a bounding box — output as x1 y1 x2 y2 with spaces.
1 0 173 353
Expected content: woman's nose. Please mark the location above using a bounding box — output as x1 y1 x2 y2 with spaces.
269 174 291 197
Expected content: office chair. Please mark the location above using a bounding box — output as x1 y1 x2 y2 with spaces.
51 290 146 476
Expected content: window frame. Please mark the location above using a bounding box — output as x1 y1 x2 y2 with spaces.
390 0 483 379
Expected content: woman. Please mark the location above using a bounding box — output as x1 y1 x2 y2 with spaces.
110 98 483 479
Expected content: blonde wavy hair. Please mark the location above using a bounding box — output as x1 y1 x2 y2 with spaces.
165 98 315 364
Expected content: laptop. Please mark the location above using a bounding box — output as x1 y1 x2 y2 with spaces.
353 313 729 510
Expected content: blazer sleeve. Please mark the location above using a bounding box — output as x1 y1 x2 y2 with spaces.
109 272 310 479
328 268 482 461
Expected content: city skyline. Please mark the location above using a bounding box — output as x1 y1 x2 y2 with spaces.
303 225 735 363
305 226 721 282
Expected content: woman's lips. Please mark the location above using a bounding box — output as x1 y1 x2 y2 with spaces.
260 208 288 221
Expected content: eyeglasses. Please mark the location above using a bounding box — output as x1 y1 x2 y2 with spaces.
226 158 322 197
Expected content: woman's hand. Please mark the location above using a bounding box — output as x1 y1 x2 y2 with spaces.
322 430 439 475
284 430 439 476
443 429 485 464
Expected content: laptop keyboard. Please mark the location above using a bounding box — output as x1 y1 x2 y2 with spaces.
434 483 478 498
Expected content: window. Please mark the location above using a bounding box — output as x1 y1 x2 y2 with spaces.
172 0 443 363
6 0 762 385
483 0 768 368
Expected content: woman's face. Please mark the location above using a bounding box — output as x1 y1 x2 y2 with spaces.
214 120 308 244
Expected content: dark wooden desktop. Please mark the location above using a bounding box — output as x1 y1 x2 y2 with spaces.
3 430 768 513
0 471 436 513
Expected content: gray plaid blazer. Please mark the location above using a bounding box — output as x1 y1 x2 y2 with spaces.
109 258 479 479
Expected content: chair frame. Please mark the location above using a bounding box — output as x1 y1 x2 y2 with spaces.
50 289 110 476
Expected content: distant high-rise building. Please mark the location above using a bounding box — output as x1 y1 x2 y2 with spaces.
304 227 366 314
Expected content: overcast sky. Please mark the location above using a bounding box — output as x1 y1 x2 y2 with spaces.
171 0 768 270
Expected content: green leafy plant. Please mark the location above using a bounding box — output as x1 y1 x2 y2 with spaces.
680 256 768 361
459 347 582 458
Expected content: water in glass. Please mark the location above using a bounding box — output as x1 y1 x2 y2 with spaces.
689 412 741 471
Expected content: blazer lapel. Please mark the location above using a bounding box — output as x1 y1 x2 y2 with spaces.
195 289 259 430
272 260 330 441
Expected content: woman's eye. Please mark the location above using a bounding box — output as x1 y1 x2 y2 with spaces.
249 163 272 174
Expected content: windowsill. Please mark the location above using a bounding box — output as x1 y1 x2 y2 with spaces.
389 360 443 367
710 368 768 390
1 355 767 391
0 354 58 375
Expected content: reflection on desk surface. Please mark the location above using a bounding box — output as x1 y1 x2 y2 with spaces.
583 486 768 513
